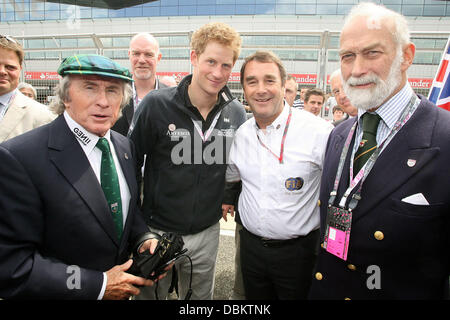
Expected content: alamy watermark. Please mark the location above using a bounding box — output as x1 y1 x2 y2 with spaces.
66 265 81 290
366 265 381 290
169 126 235 165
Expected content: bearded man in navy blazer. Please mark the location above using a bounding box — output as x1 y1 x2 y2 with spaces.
309 3 450 299
0 54 166 299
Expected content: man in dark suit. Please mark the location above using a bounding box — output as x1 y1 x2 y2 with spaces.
309 2 450 299
0 54 165 299
112 33 167 136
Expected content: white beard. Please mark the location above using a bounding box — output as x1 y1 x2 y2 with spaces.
343 49 403 111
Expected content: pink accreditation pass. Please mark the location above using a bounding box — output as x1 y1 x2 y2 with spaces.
323 206 352 261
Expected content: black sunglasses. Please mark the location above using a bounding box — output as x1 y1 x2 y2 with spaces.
0 35 18 44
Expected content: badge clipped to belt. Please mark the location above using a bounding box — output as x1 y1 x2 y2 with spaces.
322 95 420 261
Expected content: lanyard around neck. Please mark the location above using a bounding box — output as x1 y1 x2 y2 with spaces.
133 80 158 108
192 110 222 143
329 95 420 210
256 106 292 164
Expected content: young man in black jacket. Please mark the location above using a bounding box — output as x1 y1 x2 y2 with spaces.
130 22 247 300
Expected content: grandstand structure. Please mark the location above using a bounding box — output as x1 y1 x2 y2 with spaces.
1 0 449 109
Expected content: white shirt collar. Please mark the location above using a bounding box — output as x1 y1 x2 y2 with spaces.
253 101 290 131
63 110 112 155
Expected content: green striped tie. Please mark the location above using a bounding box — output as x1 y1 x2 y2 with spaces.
96 138 123 240
353 113 381 177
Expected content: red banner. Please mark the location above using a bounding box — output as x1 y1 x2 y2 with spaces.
157 72 189 81
407 78 433 89
24 72 60 80
291 74 318 84
24 71 434 89
228 72 241 82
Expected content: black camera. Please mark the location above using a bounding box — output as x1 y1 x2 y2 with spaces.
128 232 187 280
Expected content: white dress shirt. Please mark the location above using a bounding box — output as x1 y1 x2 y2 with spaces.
64 111 131 299
226 102 332 240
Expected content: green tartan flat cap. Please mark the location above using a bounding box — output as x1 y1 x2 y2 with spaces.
57 54 132 82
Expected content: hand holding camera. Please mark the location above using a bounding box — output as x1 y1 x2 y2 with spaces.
128 232 187 280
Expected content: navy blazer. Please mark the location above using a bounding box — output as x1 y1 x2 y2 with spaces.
0 115 148 299
309 96 450 299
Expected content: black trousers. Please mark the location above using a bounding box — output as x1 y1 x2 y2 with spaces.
240 227 320 300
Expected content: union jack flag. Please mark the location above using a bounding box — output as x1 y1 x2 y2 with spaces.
428 37 450 111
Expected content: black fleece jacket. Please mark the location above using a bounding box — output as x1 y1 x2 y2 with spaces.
130 74 247 235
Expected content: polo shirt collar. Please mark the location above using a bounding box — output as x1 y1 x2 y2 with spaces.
253 101 290 131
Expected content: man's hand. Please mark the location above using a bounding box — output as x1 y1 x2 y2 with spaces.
138 238 159 254
138 238 173 281
103 259 154 300
222 204 235 222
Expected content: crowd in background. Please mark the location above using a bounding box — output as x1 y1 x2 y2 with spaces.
0 1 448 301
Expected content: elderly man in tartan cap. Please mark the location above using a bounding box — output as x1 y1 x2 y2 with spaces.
0 54 168 300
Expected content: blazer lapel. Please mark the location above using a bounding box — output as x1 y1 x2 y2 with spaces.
48 116 120 246
352 99 439 223
0 94 27 142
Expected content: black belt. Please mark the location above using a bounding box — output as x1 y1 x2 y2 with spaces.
244 227 318 248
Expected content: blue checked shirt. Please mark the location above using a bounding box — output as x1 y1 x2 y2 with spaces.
0 89 16 121
352 83 416 159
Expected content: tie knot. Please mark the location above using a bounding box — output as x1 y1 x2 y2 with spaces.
362 113 381 135
96 137 111 154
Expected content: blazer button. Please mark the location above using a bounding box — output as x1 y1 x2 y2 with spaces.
347 264 356 271
315 272 323 280
345 297 351 300
374 231 384 241
317 200 321 207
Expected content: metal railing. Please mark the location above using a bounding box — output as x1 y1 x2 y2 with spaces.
15 30 450 105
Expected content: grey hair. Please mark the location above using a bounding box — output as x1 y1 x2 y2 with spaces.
18 82 37 98
49 75 132 115
343 2 411 49
329 69 342 82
